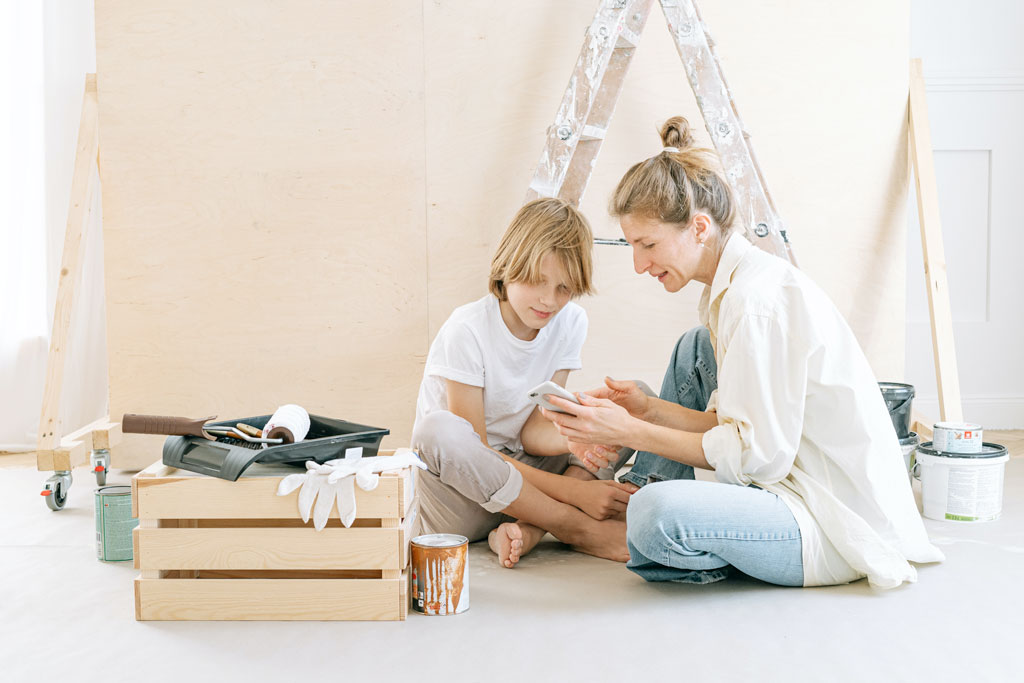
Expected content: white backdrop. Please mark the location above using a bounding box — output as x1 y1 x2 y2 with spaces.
0 0 107 451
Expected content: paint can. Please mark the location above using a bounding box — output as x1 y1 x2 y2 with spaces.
95 485 139 561
932 422 983 454
913 441 1009 522
878 382 914 439
410 533 469 615
899 432 919 481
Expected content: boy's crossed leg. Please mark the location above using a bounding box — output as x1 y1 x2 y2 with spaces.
414 411 632 568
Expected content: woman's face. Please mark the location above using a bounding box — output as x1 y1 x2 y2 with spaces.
620 213 713 292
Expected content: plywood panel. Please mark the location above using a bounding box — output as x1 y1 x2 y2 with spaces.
95 1 427 467
97 1 910 467
424 1 909 394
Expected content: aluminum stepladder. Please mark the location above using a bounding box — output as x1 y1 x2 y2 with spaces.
525 0 796 265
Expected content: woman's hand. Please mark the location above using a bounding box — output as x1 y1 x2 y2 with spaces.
586 377 652 420
543 392 640 447
567 440 621 474
570 479 638 520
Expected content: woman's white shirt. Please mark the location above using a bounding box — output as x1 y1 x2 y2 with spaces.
699 234 943 588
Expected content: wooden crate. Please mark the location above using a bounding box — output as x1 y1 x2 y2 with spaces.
131 460 417 621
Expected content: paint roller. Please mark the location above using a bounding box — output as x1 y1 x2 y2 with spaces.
122 404 311 446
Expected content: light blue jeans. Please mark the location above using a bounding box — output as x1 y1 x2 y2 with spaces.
621 327 804 587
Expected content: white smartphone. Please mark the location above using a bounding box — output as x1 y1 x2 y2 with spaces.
527 381 581 414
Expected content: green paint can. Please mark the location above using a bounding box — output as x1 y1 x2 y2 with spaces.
95 485 138 562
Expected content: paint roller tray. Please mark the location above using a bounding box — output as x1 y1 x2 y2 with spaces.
161 414 390 481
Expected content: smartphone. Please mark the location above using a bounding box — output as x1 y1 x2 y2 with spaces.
527 381 581 414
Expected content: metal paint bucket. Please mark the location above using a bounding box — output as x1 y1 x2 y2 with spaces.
932 422 983 454
878 382 915 439
899 432 919 481
913 441 1008 522
410 533 469 615
95 485 139 561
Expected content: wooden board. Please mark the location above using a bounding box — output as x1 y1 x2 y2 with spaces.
36 74 99 463
134 515 413 570
908 58 964 422
135 575 407 621
132 464 413 520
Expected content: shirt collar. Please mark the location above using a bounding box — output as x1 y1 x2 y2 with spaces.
698 232 753 327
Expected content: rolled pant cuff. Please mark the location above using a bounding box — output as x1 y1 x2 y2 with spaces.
480 461 523 513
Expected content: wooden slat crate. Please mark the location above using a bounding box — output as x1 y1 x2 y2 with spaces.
131 460 417 621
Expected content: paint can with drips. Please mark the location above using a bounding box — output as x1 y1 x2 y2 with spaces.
410 534 469 615
913 441 1008 522
95 485 139 561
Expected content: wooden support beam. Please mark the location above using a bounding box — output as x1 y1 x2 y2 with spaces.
908 59 963 423
35 73 100 470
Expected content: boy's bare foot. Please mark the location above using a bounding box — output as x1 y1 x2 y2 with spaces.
489 522 548 568
489 523 524 568
570 519 630 563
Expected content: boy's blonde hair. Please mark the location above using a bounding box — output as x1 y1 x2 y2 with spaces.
489 197 595 301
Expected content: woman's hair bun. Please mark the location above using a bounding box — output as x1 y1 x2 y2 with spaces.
659 116 695 150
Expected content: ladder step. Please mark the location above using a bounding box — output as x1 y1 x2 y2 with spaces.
616 28 640 48
580 125 606 141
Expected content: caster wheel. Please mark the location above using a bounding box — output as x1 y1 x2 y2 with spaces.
94 467 107 486
42 472 72 511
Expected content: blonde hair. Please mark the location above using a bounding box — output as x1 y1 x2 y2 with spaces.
489 198 595 301
610 116 736 232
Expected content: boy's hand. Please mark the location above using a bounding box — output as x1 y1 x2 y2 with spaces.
586 377 651 420
573 479 637 520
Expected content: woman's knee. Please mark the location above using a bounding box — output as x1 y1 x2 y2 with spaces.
663 326 716 409
626 483 686 553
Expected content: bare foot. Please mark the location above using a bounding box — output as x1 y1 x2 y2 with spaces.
488 523 524 568
570 519 630 563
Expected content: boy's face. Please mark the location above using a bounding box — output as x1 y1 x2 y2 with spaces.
504 252 573 336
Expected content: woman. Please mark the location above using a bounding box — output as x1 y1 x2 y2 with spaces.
543 116 942 588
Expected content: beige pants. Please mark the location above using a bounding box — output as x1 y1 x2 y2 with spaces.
411 410 573 542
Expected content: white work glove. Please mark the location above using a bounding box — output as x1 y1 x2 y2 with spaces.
277 447 425 530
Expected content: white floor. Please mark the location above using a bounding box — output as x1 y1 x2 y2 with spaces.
2 458 1023 683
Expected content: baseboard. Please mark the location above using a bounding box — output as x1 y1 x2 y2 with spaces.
911 396 1024 430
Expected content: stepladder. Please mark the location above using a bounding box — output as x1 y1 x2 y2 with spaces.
525 0 796 265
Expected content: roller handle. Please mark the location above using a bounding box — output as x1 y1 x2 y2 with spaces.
122 414 218 440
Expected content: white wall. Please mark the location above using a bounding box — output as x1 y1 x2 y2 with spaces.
44 0 109 439
0 0 106 451
907 0 1024 427
0 1 47 450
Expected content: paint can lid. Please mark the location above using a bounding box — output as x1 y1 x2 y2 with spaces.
917 441 1007 459
878 382 915 399
95 485 132 495
411 533 468 548
933 421 983 431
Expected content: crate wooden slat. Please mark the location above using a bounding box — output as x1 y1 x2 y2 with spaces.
132 460 416 621
132 461 415 519
135 577 408 621
135 520 413 571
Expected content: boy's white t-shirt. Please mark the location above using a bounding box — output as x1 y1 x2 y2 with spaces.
414 294 587 452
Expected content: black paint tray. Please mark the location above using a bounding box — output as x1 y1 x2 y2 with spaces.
161 414 389 481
